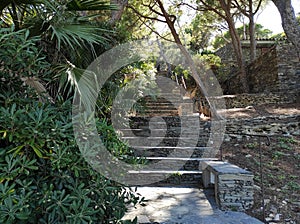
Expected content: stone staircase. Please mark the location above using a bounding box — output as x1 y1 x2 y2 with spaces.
118 77 219 186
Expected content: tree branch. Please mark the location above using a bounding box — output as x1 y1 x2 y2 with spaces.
197 0 227 20
232 0 250 17
156 0 181 44
176 2 199 11
142 20 175 43
253 0 263 15
142 1 164 17
127 5 166 23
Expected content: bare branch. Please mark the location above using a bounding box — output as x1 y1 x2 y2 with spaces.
232 0 250 17
253 0 263 15
127 5 166 23
142 20 175 43
197 0 227 20
176 2 199 11
142 1 165 17
156 0 181 44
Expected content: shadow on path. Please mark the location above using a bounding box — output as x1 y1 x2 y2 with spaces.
122 187 263 224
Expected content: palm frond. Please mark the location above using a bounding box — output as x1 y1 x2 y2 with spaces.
55 62 99 110
66 0 117 11
0 0 42 14
49 22 111 50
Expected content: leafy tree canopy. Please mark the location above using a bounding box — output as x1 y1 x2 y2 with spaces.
213 23 273 49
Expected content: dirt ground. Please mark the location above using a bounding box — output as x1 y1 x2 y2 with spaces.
219 103 300 223
218 103 300 119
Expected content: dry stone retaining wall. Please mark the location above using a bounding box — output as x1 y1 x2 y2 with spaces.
215 41 300 96
224 114 300 138
212 92 297 109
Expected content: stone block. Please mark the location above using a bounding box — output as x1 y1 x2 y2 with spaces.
201 161 254 211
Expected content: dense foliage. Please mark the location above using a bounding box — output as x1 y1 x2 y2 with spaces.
0 21 141 224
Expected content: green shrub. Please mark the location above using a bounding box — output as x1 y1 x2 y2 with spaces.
0 26 143 224
0 96 141 223
0 27 51 97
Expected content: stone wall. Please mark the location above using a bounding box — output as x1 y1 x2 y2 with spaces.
215 41 300 98
247 47 279 93
215 92 298 109
276 43 300 93
215 40 275 70
223 114 300 139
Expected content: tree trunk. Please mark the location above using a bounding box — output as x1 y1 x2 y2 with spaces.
220 0 249 92
156 0 222 119
249 1 256 62
228 20 249 93
109 0 128 26
272 0 300 58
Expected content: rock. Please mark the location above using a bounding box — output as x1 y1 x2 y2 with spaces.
265 217 273 222
270 206 277 214
137 215 150 223
274 213 281 221
282 200 287 205
268 213 275 218
264 199 270 205
224 137 231 142
253 185 261 191
291 201 300 207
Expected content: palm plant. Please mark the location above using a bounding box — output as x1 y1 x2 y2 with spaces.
0 0 117 103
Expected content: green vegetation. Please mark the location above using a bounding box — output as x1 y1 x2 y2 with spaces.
245 142 259 149
0 96 142 223
0 0 299 223
213 24 273 50
0 1 144 222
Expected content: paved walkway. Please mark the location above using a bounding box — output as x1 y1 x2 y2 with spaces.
122 187 263 224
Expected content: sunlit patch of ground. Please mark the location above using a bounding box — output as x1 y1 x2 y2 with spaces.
217 103 300 119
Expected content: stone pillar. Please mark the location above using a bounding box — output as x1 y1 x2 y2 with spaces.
202 161 254 211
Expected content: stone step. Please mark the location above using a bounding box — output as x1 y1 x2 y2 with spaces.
136 112 179 117
116 128 209 137
143 95 182 99
122 136 208 147
136 108 179 111
143 93 181 97
131 146 211 157
144 103 179 107
138 157 219 171
131 123 207 129
128 115 202 122
126 170 203 186
136 112 179 116
138 109 178 113
142 100 193 105
141 100 183 104
128 120 202 127
142 106 179 110
142 100 188 104
142 157 218 161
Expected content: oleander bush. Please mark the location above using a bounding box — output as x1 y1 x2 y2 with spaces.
0 27 141 224
0 97 142 224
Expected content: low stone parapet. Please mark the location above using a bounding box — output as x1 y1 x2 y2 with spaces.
202 161 254 211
